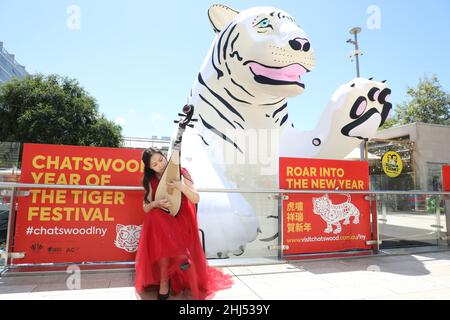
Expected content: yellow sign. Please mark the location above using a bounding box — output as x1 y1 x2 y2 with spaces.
382 151 403 178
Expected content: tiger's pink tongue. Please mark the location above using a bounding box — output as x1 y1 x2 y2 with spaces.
248 62 307 82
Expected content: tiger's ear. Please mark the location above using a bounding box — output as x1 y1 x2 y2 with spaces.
208 4 239 33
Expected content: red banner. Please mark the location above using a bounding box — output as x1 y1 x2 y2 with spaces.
14 143 145 264
443 166 450 192
279 158 372 255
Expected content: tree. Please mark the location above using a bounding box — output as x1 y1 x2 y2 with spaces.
381 75 450 129
0 74 122 147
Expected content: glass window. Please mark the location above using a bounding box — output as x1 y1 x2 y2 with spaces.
427 163 445 191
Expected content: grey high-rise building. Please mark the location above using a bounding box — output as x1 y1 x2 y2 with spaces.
0 42 28 84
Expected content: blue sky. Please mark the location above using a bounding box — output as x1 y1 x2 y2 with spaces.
1 0 449 138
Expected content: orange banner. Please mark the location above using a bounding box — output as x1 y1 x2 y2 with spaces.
279 158 372 255
14 143 145 264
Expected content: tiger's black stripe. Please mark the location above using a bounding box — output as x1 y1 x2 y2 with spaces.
234 121 244 130
225 62 231 75
230 51 243 61
217 23 233 64
198 134 210 146
211 45 224 79
199 93 236 129
230 33 240 51
198 73 245 122
223 24 237 61
199 114 243 154
280 114 289 126
262 98 285 106
224 87 251 105
231 78 255 97
272 103 288 118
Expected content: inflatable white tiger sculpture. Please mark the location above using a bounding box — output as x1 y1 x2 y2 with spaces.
177 4 392 258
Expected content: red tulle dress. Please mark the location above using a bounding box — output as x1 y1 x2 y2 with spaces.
134 168 233 299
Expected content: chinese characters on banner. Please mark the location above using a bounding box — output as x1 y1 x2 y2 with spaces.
443 166 450 192
14 143 145 264
279 158 372 255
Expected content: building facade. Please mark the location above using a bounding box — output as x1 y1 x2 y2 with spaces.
375 122 450 191
0 42 28 84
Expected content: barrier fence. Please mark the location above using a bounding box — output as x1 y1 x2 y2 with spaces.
1 181 448 275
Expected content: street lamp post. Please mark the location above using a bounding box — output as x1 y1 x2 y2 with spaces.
346 27 368 161
347 27 362 77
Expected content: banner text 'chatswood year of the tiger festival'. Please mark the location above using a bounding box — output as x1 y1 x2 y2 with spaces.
279 158 373 255
14 143 146 264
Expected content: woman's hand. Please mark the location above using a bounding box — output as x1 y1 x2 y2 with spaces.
167 179 184 191
155 199 171 210
143 199 171 213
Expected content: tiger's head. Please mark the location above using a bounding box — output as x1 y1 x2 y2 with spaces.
209 4 316 98
114 224 142 253
312 194 331 215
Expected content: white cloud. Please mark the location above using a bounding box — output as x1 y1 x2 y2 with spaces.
115 117 126 126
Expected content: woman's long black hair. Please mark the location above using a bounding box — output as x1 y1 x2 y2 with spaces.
141 147 166 204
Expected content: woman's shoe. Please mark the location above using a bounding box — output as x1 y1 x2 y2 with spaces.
157 280 170 300
157 291 170 300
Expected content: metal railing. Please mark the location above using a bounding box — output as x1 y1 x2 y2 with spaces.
0 181 449 275
2 181 450 195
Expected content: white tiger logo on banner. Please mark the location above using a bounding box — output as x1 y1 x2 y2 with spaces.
177 4 391 258
114 224 142 253
312 194 360 235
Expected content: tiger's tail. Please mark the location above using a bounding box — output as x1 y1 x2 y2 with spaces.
346 193 351 203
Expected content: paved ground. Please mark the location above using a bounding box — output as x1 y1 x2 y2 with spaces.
1 250 450 300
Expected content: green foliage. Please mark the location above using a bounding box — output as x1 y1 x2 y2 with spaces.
382 75 450 129
380 117 397 130
427 196 444 213
0 74 122 147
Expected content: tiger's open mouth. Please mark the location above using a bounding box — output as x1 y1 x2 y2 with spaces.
245 61 309 88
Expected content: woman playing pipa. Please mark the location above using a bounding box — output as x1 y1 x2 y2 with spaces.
134 105 233 300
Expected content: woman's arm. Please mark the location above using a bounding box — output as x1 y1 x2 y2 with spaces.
143 199 172 212
143 198 158 213
143 184 171 212
167 177 200 204
181 177 200 204
143 187 154 213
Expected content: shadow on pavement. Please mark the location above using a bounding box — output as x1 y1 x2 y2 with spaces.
291 251 450 277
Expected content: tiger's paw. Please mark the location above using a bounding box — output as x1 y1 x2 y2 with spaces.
303 78 393 159
337 78 392 141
